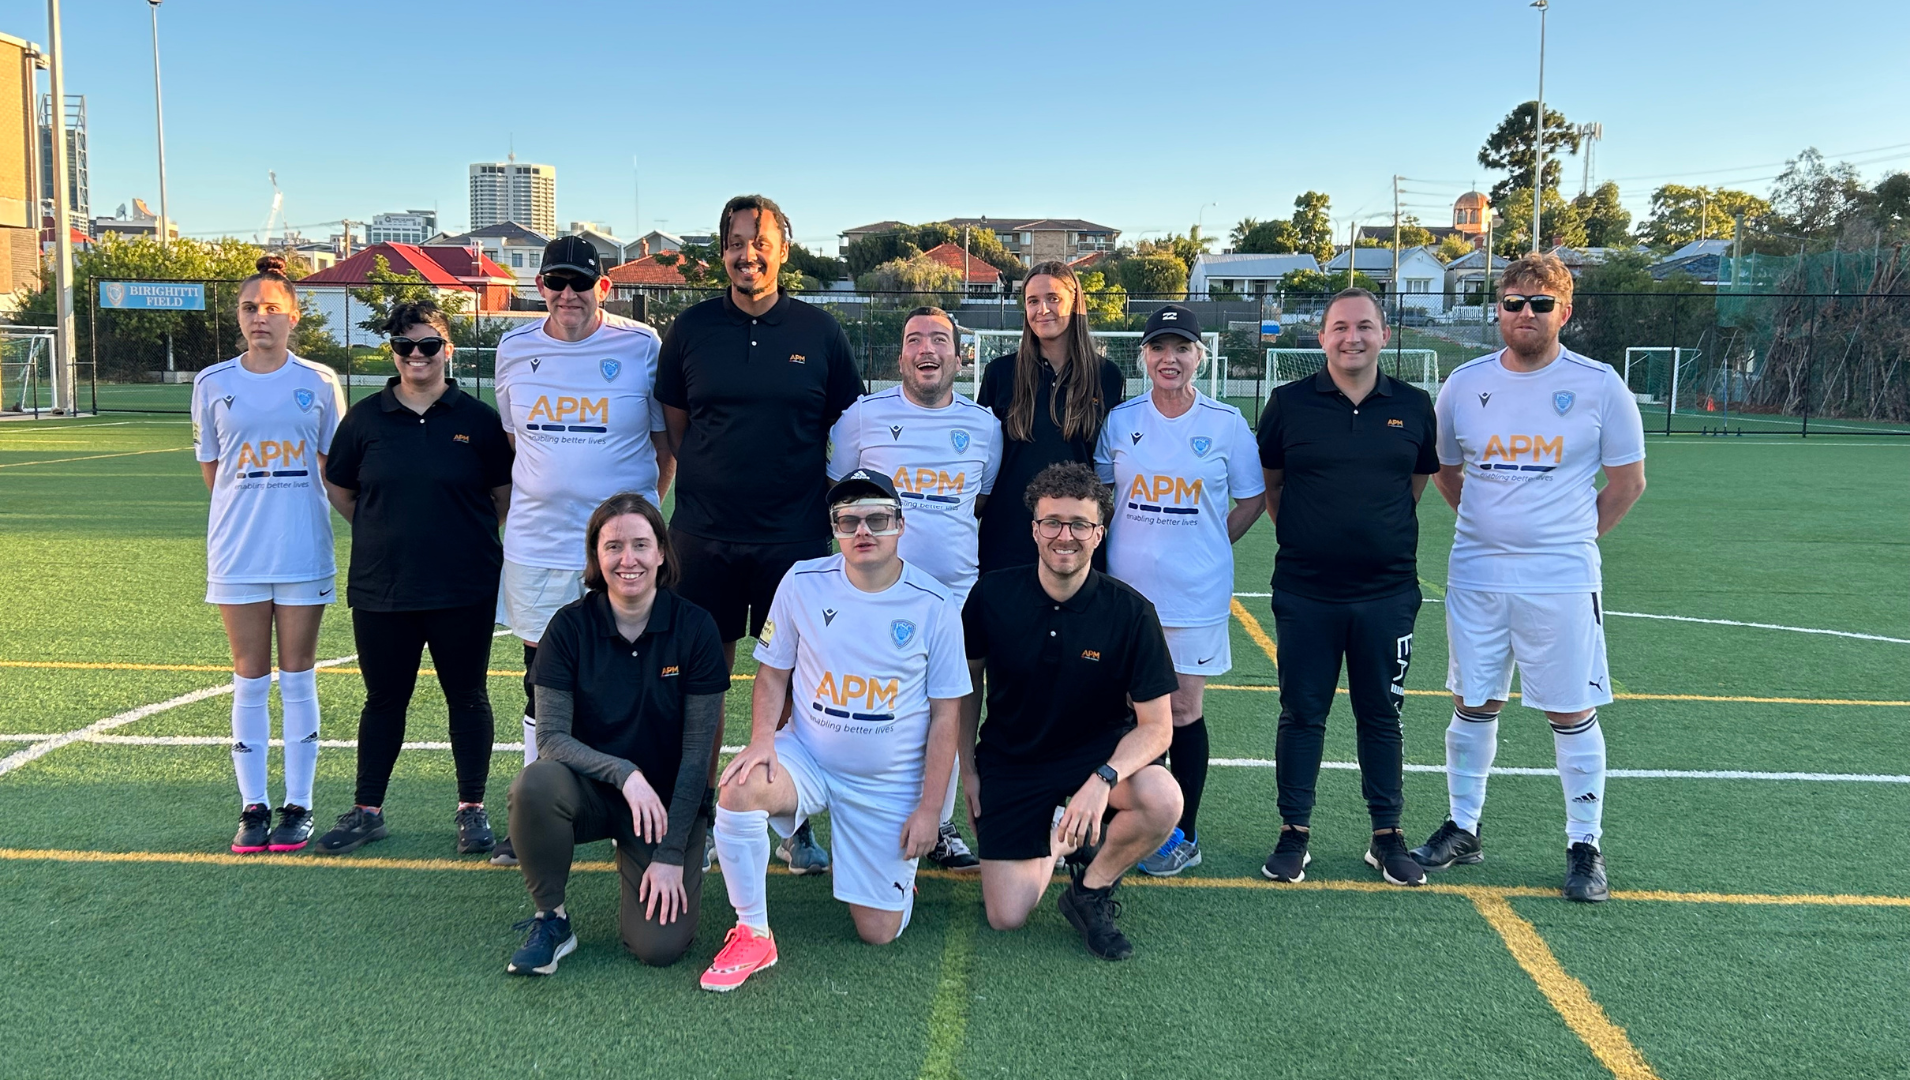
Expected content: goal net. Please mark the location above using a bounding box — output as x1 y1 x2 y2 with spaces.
967 329 1225 401
1267 348 1439 392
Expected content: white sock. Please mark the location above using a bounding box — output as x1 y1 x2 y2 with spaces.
1445 707 1499 834
938 758 959 825
230 674 271 806
278 667 320 809
714 807 771 932
522 715 538 765
1553 712 1606 846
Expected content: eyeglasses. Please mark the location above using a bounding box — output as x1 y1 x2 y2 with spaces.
1500 294 1559 314
390 337 445 358
1036 518 1101 540
831 511 901 537
541 271 600 293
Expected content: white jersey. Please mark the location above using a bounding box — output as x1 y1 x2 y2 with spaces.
827 387 1002 604
191 354 346 585
1096 392 1264 626
754 555 971 786
1436 347 1646 593
495 312 666 570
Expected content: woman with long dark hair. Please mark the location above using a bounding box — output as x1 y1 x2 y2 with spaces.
975 261 1123 572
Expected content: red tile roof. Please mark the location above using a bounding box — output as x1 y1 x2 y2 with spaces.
606 254 694 286
297 243 471 288
922 243 1001 284
419 245 512 281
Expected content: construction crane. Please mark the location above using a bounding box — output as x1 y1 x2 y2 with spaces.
257 171 284 245
1576 123 1603 196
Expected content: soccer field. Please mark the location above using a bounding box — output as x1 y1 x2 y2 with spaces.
1 416 1906 1080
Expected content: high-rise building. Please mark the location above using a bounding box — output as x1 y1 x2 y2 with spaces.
468 158 554 236
367 209 438 245
38 93 85 233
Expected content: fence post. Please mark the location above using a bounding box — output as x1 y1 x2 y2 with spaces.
88 277 97 414
1799 294 1816 437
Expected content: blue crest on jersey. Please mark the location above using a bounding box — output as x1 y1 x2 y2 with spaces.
890 620 916 649
1553 390 1576 416
294 388 315 411
951 429 970 453
1190 436 1213 457
600 358 622 381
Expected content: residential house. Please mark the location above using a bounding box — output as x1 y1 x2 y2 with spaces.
568 224 629 268
1188 252 1320 299
921 242 1003 296
1324 245 1451 313
293 242 517 345
1444 249 1511 303
606 252 696 296
425 221 550 293
840 217 1121 267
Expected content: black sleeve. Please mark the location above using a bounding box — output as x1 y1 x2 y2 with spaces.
1100 359 1125 409
961 580 990 661
822 319 864 427
679 604 732 695
323 405 365 489
1413 390 1440 475
976 356 1010 415
529 605 582 692
476 402 514 488
654 317 688 410
1125 597 1179 703
1256 391 1285 471
657 692 722 865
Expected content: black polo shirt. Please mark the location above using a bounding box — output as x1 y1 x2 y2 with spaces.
963 566 1177 768
1255 369 1438 603
531 588 730 802
974 353 1125 573
324 378 514 612
654 290 864 544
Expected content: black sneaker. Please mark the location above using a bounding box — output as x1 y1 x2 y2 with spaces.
1365 828 1426 887
490 835 518 867
313 806 388 855
929 822 980 871
1260 825 1312 882
231 802 272 854
455 805 495 855
507 911 577 976
1563 842 1609 902
267 805 314 853
1056 868 1133 961
1411 820 1483 870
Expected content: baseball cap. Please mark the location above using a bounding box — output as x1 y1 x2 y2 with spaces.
1139 303 1202 346
539 235 602 278
827 468 900 507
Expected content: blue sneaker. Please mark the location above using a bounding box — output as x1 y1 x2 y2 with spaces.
1138 827 1202 877
776 821 830 875
507 911 577 976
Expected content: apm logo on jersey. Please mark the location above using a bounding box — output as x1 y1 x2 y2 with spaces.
1477 433 1564 473
524 395 610 433
811 671 900 722
892 466 967 506
1124 474 1202 516
231 439 310 479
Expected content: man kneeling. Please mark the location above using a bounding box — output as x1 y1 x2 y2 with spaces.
961 462 1183 960
701 470 969 992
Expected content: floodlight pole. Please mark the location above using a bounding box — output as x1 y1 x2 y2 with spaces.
1531 0 1548 254
46 0 76 414
149 0 169 252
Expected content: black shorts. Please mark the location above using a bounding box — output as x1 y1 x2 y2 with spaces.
973 746 1164 862
672 532 830 644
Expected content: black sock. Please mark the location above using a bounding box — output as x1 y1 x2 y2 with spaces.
1169 718 1209 842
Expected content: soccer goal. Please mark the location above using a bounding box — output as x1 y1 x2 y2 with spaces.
969 329 1225 401
0 328 56 416
1624 347 1698 413
1266 347 1438 393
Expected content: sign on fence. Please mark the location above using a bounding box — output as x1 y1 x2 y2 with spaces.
98 281 206 311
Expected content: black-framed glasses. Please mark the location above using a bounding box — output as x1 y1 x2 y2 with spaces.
541 270 600 293
1500 294 1559 314
831 510 901 537
1036 518 1101 540
391 337 445 358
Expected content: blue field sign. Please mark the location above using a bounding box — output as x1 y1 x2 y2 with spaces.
99 281 206 310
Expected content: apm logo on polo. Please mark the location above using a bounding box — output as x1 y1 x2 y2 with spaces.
1124 474 1202 516
524 395 610 433
1477 433 1563 473
231 439 309 479
811 671 900 721
892 466 967 505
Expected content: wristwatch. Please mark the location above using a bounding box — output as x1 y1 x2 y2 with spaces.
1094 764 1120 788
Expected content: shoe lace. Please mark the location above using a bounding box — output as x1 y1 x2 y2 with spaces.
1373 829 1409 858
937 826 972 857
1567 843 1599 876
241 804 272 825
456 805 488 827
1430 820 1463 846
1274 828 1308 855
335 806 372 831
712 925 762 965
511 913 563 946
1151 827 1185 861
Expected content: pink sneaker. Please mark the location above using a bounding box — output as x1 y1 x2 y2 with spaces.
700 925 777 992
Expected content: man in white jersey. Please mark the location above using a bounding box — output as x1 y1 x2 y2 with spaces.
492 234 674 865
701 470 969 992
1094 304 1263 877
827 305 1000 872
1412 253 1647 902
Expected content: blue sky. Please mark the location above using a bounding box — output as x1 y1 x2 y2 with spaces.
11 0 1910 253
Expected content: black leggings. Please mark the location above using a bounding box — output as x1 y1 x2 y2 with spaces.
350 603 496 807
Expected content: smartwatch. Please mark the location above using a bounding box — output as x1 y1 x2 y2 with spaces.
1094 764 1120 788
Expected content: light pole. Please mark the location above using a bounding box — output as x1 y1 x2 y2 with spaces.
46 0 76 413
1195 201 1217 246
148 0 170 250
1530 0 1548 254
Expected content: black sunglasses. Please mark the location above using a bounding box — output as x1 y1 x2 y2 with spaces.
391 337 445 358
541 270 600 293
1500 294 1559 314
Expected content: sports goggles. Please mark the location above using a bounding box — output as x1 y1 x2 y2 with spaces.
541 270 600 293
390 337 445 358
1500 294 1559 314
831 507 902 537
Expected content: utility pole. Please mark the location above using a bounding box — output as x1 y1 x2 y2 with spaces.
1391 175 1401 309
46 0 76 414
338 218 357 258
1531 0 1549 254
149 0 169 252
962 223 971 307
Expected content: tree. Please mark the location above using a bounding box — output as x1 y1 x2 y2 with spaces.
1767 147 1867 241
785 242 844 284
855 253 962 298
1117 254 1188 297
1278 268 1380 294
1479 101 1584 202
1290 191 1335 262
1435 234 1477 264
1493 187 1588 254
349 255 467 338
844 222 1021 282
1573 181 1632 247
1866 172 1910 242
1075 270 1127 321
1134 232 1207 274
652 238 726 289
1638 185 1769 250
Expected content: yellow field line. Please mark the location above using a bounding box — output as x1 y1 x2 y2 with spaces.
0 446 190 469
915 883 979 1080
1471 894 1663 1080
1230 597 1277 667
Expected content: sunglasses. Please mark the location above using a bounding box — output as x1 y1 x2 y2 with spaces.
391 337 446 358
831 510 901 537
1500 294 1559 314
541 271 600 293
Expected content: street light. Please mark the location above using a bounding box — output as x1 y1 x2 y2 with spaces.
1530 0 1548 254
1195 201 1217 245
149 0 169 250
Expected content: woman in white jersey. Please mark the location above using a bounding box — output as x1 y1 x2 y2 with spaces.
190 256 346 854
1094 304 1264 876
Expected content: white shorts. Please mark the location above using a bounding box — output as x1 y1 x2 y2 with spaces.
1162 621 1231 677
1444 587 1612 714
205 577 336 606
498 559 585 645
770 730 920 922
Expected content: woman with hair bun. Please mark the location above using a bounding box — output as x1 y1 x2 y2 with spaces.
190 255 347 854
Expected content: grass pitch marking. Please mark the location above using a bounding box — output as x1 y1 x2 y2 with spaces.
1230 597 1277 666
0 445 191 469
915 883 979 1080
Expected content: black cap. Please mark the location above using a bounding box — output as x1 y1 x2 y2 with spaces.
1140 303 1202 345
539 235 602 277
827 468 900 507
